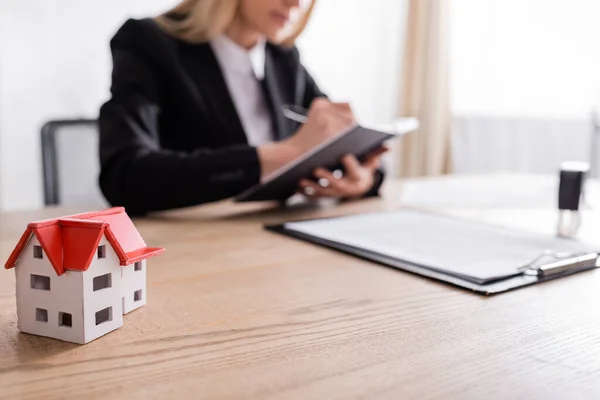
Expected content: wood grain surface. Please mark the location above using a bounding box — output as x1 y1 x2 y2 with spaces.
1 175 599 400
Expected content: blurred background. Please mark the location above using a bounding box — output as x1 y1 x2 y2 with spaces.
0 0 598 211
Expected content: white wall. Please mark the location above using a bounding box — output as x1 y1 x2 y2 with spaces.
449 0 600 176
297 0 407 125
0 0 178 211
0 0 408 211
451 0 600 119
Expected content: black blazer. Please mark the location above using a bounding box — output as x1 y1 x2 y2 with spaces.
99 18 383 215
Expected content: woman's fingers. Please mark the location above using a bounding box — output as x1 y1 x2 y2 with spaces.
324 102 355 127
366 146 389 159
299 179 339 198
357 147 388 171
304 99 356 143
313 168 345 191
330 102 352 111
341 155 363 181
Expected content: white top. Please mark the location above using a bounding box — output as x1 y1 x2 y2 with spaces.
210 34 275 146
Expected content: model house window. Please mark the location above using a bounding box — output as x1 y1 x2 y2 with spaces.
30 274 50 290
36 308 48 322
134 290 142 302
93 273 112 291
95 307 113 325
134 262 142 271
97 245 106 259
59 312 72 327
33 245 43 259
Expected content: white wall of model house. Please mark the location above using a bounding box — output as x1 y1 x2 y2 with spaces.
14 234 147 344
122 260 147 314
80 236 124 344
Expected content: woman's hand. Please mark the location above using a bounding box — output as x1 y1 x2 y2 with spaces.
285 98 356 153
257 98 356 180
299 147 388 199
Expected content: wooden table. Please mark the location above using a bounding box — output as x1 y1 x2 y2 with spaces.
1 175 599 399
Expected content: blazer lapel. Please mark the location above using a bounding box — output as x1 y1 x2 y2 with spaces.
263 45 296 141
178 42 248 145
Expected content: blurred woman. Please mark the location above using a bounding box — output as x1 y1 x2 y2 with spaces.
99 0 385 215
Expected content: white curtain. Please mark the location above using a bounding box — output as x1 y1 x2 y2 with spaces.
396 0 452 178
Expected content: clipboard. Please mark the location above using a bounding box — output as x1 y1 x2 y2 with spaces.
265 210 599 295
235 118 419 202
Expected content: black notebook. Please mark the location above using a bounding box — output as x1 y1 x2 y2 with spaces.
235 118 419 202
266 210 599 295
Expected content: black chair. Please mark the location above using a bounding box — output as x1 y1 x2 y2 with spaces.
41 119 108 206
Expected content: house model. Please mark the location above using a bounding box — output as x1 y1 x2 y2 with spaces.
4 207 165 344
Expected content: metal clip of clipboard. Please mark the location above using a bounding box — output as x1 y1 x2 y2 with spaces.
519 252 598 278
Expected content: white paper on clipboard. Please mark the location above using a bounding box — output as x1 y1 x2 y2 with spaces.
284 209 598 283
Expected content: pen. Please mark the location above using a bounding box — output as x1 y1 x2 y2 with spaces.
282 105 308 124
519 251 598 277
531 253 598 277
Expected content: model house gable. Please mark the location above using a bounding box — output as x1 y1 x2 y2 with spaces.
19 234 57 291
14 234 86 343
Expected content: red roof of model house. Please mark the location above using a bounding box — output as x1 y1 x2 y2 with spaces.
4 207 165 276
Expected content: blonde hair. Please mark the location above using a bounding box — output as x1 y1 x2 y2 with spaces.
155 0 316 47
